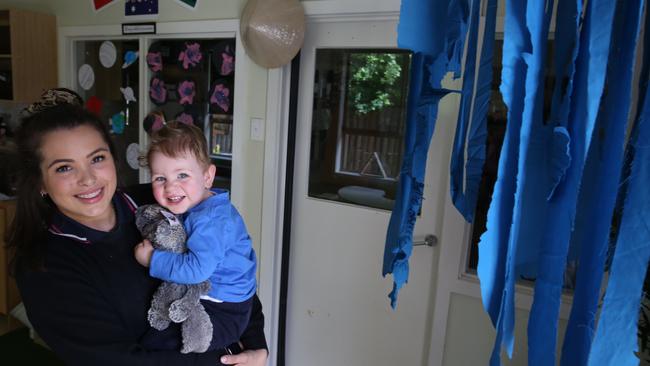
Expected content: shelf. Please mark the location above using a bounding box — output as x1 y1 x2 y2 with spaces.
210 154 233 161
0 55 9 58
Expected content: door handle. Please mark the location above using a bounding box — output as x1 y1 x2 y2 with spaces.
413 234 437 247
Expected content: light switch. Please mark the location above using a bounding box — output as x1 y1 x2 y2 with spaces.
250 118 265 141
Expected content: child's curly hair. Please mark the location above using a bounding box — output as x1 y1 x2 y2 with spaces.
146 121 211 168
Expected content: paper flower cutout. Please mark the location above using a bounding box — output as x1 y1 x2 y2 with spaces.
221 48 234 76
178 42 202 69
210 82 231 113
99 41 117 68
110 111 126 134
85 96 103 116
177 80 196 105
149 77 167 105
120 86 137 104
78 64 95 90
143 110 166 135
126 143 141 170
146 51 163 72
122 51 139 69
175 112 194 126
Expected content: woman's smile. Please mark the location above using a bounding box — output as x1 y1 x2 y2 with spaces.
39 125 117 231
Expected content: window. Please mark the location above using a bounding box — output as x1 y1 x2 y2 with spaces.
308 49 411 210
463 38 577 289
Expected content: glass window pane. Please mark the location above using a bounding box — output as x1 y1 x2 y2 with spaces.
75 39 140 187
308 49 411 210
146 39 235 190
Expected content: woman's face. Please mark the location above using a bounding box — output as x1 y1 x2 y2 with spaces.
39 125 117 230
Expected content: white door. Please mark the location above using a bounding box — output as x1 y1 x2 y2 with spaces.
285 17 462 366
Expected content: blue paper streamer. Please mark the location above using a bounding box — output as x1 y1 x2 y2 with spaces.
561 1 645 365
477 1 529 364
450 0 497 223
505 1 556 364
587 77 650 366
384 0 468 309
525 1 583 363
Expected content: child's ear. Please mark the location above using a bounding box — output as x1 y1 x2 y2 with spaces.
204 164 217 188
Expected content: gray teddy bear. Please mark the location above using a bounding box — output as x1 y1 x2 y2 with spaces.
135 204 213 354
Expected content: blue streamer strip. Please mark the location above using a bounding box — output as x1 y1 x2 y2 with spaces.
587 77 650 366
561 1 645 365
526 0 583 364
478 1 529 364
503 1 556 364
477 0 526 332
450 0 497 223
384 0 468 309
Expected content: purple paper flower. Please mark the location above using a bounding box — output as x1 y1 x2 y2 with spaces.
178 42 202 69
175 112 194 126
221 52 234 75
210 83 230 112
149 77 167 105
147 51 163 72
143 111 166 135
177 80 196 105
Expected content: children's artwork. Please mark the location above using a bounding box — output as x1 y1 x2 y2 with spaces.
209 81 231 114
175 0 199 10
120 86 137 104
78 64 95 90
143 110 166 135
178 42 202 69
213 43 234 76
125 0 158 16
126 143 141 170
175 111 195 126
109 111 126 134
177 80 196 105
92 0 117 12
147 51 163 72
149 76 167 105
85 96 103 116
122 51 139 69
99 41 117 68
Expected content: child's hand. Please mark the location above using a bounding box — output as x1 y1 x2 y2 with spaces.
134 239 154 267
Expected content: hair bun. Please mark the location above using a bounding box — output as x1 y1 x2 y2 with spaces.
24 88 84 116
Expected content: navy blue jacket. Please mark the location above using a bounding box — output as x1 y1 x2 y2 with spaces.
15 188 267 366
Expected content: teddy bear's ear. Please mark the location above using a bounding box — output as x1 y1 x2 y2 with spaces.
160 209 182 227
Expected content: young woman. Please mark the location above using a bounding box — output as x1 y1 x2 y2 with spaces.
8 89 268 366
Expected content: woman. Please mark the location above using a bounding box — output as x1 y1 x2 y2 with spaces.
8 89 268 366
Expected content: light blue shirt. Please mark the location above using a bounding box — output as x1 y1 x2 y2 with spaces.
150 189 257 302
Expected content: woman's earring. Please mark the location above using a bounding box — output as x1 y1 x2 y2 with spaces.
40 191 47 197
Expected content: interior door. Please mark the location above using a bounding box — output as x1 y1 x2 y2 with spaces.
285 18 461 366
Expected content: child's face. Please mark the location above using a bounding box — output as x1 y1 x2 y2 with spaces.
149 151 216 215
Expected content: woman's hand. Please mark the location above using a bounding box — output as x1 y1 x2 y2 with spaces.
134 239 154 267
220 349 268 366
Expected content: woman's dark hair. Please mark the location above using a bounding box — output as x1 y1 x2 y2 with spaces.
8 102 117 272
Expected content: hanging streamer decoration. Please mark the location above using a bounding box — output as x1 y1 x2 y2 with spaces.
524 1 581 365
479 1 559 363
587 44 650 366
476 1 530 362
449 0 496 223
383 0 469 309
475 0 647 365
560 0 645 365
